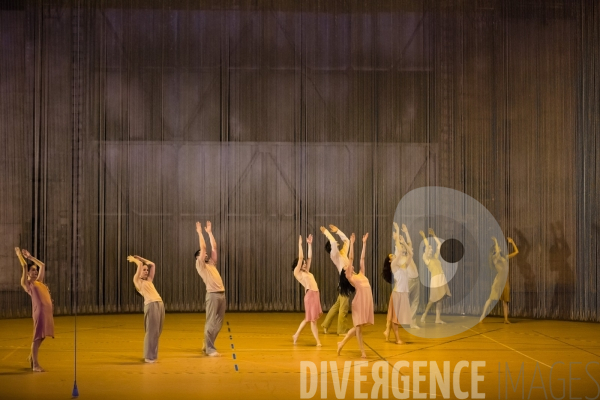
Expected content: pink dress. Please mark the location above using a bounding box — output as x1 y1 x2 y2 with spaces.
28 281 55 341
349 273 374 327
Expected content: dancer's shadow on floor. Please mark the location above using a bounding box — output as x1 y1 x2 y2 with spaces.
0 369 36 375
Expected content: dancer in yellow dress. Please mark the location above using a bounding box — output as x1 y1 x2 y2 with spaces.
479 237 519 323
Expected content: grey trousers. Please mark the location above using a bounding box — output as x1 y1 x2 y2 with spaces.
408 277 420 320
144 301 165 360
204 292 226 354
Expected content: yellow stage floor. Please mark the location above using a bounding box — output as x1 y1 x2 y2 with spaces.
0 313 599 399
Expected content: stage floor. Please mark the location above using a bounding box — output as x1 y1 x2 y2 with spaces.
0 313 599 400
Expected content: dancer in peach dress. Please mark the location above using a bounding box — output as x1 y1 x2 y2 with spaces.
337 233 374 358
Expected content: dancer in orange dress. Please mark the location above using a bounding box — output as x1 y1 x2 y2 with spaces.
15 247 54 372
337 233 375 358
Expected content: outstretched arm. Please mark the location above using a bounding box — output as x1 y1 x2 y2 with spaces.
305 234 313 272
329 225 349 257
21 249 45 283
507 238 519 259
360 233 368 275
205 221 217 263
196 222 207 263
345 234 356 281
135 255 155 282
128 255 144 291
16 248 29 292
401 224 413 252
294 235 304 277
419 230 430 249
429 228 442 259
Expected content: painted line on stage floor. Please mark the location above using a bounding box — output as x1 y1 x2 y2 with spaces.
1 346 21 361
532 330 600 358
464 326 551 368
227 321 238 372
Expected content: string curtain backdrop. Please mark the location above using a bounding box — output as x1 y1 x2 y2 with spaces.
0 0 598 321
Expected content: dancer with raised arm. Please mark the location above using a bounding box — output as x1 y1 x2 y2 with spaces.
320 225 353 336
480 237 519 324
15 248 54 372
292 234 322 346
401 224 421 329
195 221 226 357
337 233 375 358
419 228 451 324
382 225 411 344
127 255 164 363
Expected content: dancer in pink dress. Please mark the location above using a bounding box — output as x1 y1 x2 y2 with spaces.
337 233 375 358
292 234 322 346
382 224 411 344
15 247 54 372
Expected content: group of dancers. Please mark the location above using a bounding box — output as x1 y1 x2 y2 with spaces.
291 223 520 358
15 219 520 370
15 220 226 371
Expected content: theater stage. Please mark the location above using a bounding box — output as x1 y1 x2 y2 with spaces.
0 313 599 400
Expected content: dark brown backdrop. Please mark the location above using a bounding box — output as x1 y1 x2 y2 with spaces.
1 0 598 320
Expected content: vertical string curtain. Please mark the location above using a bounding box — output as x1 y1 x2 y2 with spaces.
0 0 598 321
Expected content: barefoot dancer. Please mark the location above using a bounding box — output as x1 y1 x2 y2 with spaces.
16 248 54 372
195 221 226 357
480 237 519 323
401 224 421 329
127 255 165 363
382 226 411 344
419 229 451 324
320 225 353 335
337 233 375 358
292 234 322 346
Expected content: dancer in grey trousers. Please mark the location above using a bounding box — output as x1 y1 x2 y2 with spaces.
195 221 226 357
128 255 165 363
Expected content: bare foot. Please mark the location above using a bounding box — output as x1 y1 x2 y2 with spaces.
361 352 367 358
420 317 426 324
32 365 45 372
410 324 420 330
316 343 322 347
435 320 446 324
383 330 389 342
323 328 328 334
504 320 511 324
395 339 404 344
207 352 221 357
144 358 156 363
292 334 298 344
337 342 343 355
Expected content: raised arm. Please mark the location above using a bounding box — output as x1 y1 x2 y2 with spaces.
507 237 519 259
305 234 313 272
16 248 29 292
330 225 349 257
22 249 45 283
419 230 430 250
345 234 356 281
205 221 217 263
196 221 207 262
294 235 304 277
401 224 413 252
135 255 155 282
128 255 144 292
360 233 368 275
429 228 442 259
